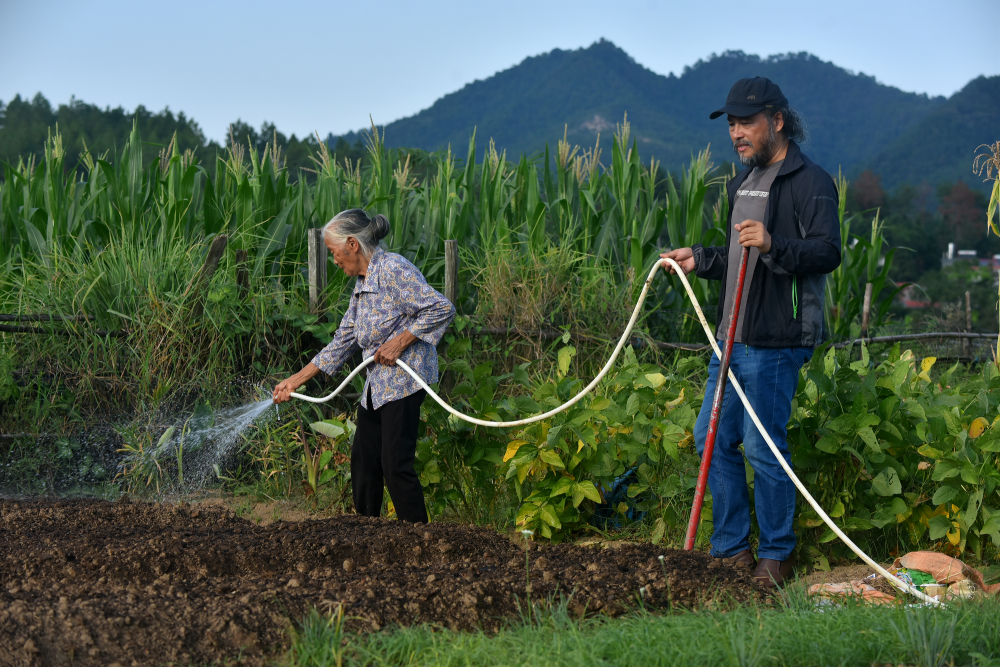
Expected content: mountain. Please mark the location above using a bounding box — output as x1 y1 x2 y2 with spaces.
339 40 996 190
864 75 1000 190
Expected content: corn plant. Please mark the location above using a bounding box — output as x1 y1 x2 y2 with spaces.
660 148 728 339
974 140 1000 358
824 171 902 339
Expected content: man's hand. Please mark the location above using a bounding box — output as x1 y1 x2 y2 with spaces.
374 330 418 366
735 219 771 253
660 247 696 275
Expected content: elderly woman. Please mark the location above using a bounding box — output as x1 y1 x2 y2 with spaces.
273 209 455 523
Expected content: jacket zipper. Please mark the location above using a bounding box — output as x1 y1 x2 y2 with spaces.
792 276 798 319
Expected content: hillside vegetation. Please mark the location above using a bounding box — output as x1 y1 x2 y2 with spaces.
4 41 995 191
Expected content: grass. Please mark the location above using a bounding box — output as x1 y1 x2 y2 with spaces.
287 592 1000 667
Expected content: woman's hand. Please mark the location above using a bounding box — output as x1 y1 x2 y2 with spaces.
374 330 418 366
273 363 321 403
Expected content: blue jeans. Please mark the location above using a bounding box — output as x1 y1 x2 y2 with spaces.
694 343 812 561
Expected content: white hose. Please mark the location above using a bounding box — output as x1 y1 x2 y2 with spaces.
292 258 940 605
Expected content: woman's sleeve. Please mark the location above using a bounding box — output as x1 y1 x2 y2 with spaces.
310 295 361 374
398 265 456 346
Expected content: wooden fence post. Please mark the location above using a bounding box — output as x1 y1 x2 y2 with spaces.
965 291 972 358
190 234 228 317
860 282 873 341
234 249 249 301
308 228 328 314
444 240 458 306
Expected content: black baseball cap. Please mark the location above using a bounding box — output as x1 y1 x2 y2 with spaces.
710 77 788 120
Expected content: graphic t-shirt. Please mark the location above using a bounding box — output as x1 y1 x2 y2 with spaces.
717 159 783 343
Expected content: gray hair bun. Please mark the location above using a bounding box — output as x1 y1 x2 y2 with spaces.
323 209 392 259
370 214 390 242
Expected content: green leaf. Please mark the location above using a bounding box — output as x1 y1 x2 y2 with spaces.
318 450 333 469
513 364 531 388
932 485 960 506
932 460 961 481
870 468 902 496
448 359 475 381
806 546 830 572
538 448 565 469
538 504 561 529
514 396 541 414
310 421 344 438
928 515 953 541
856 426 879 452
574 481 603 504
979 513 1000 538
942 410 962 436
557 346 576 377
903 400 926 421
917 444 945 459
818 528 838 543
843 516 874 531
856 414 880 429
644 372 667 388
890 497 909 515
660 423 684 461
156 426 176 452
632 422 653 444
473 362 493 382
419 460 442 485
961 460 981 485
516 502 540 523
890 360 910 388
550 477 575 497
651 517 666 545
590 396 611 411
814 435 840 454
625 392 642 416
827 414 856 435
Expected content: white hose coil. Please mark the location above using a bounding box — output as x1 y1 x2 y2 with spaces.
291 258 940 605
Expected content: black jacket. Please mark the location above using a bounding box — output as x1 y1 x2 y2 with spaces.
692 141 841 348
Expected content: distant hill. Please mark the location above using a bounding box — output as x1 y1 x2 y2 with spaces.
0 93 210 167
864 75 1000 190
4 40 995 192
337 40 996 190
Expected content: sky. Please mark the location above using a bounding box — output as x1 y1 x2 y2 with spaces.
2 0 997 144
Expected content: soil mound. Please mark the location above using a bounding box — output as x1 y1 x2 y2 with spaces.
0 498 762 666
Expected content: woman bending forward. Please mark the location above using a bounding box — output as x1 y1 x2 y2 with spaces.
272 209 455 523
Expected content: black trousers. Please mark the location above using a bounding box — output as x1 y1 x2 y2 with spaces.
352 388 428 523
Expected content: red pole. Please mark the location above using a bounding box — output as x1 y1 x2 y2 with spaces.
684 246 750 551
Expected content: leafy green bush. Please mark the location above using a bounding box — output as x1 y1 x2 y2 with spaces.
792 344 1000 559
415 337 1000 559
415 340 707 541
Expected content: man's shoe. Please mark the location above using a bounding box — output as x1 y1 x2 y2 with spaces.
718 549 756 570
753 555 796 588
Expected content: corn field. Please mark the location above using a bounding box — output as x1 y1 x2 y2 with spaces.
0 116 893 347
0 117 733 331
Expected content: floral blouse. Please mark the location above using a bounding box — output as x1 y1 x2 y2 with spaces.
311 247 455 410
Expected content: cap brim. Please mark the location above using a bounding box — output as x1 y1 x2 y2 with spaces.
709 103 767 120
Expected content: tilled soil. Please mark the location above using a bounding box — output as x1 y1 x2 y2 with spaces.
0 498 764 666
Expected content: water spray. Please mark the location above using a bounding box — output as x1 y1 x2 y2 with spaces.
290 257 942 605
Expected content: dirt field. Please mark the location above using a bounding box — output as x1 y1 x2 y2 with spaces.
0 497 764 666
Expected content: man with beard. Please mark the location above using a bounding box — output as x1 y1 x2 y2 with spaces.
661 77 841 588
